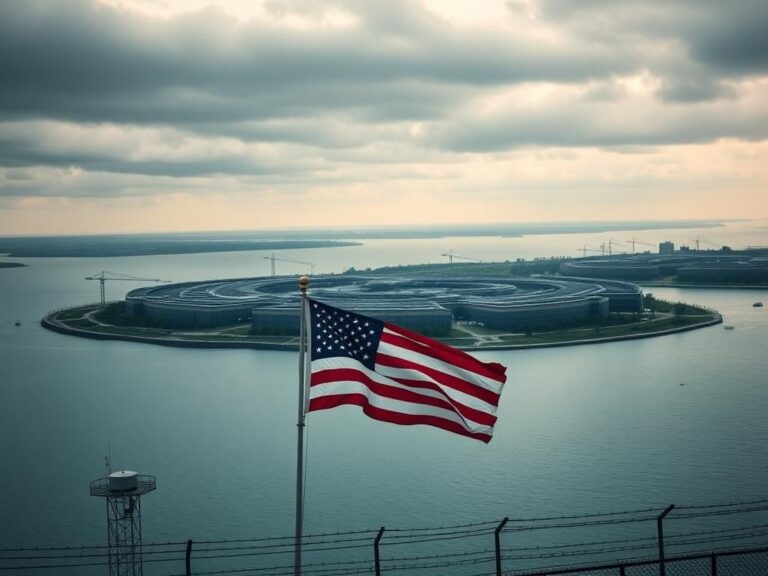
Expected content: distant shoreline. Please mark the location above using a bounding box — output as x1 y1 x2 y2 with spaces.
0 240 361 258
0 219 731 257
42 301 722 352
638 281 768 290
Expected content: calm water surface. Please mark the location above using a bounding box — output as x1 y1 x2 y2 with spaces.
1 223 767 572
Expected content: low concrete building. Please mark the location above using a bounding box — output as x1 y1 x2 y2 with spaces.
125 275 643 334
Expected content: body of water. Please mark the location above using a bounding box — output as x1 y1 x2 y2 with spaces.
1 221 767 574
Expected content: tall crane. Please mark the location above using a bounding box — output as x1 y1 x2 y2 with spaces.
693 237 720 250
263 254 315 277
441 251 481 264
577 245 605 257
607 238 630 256
85 271 171 306
627 237 656 254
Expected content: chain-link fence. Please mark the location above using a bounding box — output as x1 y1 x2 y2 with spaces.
2 499 768 575
516 546 768 576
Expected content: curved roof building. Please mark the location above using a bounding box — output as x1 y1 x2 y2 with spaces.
560 254 768 283
125 275 643 335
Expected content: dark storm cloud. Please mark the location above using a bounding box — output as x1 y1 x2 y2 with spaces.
0 0 766 183
537 0 768 77
687 3 768 74
0 0 628 127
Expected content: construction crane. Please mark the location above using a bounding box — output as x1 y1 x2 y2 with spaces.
627 237 656 253
441 251 481 264
607 238 630 256
85 271 171 306
577 245 605 257
263 254 315 277
693 237 720 250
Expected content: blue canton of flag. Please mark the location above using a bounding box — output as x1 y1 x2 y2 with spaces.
310 301 383 371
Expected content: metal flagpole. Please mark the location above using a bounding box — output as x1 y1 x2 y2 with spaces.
295 276 310 576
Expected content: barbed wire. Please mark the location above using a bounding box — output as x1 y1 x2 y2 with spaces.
384 519 499 533
671 503 768 519
4 497 766 555
3 498 768 574
381 526 495 545
667 522 768 541
503 505 665 524
674 496 768 511
504 514 660 532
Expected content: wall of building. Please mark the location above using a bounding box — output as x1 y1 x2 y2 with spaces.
464 296 609 331
126 275 643 333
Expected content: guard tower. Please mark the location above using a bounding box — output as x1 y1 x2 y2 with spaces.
90 470 156 576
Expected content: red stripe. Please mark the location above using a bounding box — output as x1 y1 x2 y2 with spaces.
308 394 493 443
375 352 501 407
310 368 498 427
382 325 507 383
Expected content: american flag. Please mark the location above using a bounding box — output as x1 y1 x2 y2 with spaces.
307 299 507 443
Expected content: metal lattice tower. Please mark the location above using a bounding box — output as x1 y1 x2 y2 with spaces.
90 471 156 576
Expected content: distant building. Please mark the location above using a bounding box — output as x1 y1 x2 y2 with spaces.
125 275 643 333
659 241 675 255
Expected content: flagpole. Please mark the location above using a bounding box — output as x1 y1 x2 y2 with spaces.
295 275 310 576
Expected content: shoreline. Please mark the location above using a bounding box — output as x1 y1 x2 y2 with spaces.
41 306 723 352
638 282 768 290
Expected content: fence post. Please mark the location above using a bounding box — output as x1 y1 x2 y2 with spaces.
657 505 675 576
495 517 509 576
374 526 385 576
185 539 193 576
710 553 717 576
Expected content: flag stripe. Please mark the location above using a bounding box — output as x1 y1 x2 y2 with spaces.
377 335 504 396
307 299 507 443
382 324 507 383
311 369 497 428
375 351 501 407
382 327 506 389
311 359 498 427
310 394 492 443
308 381 494 442
372 364 499 415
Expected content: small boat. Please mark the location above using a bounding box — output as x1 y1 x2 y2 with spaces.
724 325 735 330
14 320 21 327
753 302 763 307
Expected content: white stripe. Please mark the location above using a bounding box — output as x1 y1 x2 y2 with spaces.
380 329 504 393
310 378 495 437
311 357 489 418
373 364 498 415
310 357 492 433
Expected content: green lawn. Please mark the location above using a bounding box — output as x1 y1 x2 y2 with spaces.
49 301 718 349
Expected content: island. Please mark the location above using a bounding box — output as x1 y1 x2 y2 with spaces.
42 263 721 350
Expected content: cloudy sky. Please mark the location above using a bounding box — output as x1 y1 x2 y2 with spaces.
1 0 766 235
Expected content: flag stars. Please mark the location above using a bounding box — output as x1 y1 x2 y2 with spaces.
309 300 384 370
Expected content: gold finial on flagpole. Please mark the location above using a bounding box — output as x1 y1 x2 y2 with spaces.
299 275 310 294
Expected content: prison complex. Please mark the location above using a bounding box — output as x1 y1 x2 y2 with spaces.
125 275 643 335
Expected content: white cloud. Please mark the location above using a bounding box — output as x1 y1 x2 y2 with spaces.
0 0 766 232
